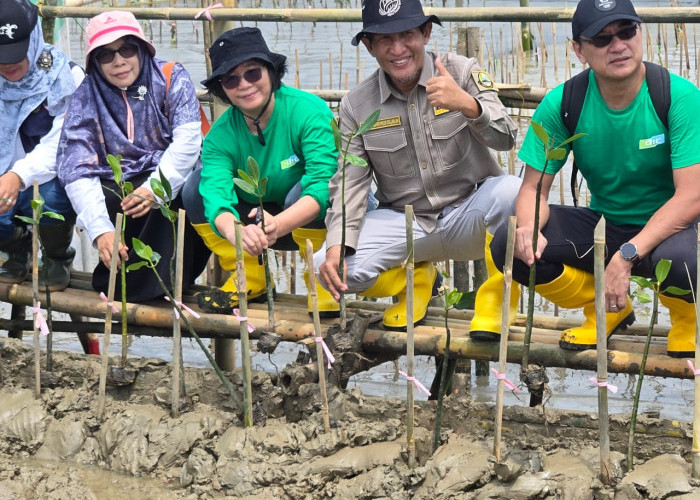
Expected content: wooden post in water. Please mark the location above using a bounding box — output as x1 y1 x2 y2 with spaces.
32 182 40 399
405 206 416 468
692 222 700 479
171 210 186 418
520 0 532 51
594 217 612 485
234 222 253 427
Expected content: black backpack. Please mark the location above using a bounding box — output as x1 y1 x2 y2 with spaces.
560 61 670 206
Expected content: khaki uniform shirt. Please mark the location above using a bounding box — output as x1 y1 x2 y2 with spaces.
325 51 517 250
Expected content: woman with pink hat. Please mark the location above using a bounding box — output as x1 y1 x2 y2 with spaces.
57 11 209 302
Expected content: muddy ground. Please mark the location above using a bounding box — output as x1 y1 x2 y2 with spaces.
1 338 700 499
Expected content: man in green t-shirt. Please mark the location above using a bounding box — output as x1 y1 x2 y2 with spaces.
487 0 700 357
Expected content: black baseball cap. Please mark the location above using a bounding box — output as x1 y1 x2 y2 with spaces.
351 0 441 46
0 0 38 64
572 0 642 40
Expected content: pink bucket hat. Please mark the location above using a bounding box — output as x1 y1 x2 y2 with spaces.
85 11 155 69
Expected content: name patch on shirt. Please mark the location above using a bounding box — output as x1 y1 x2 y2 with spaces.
369 116 401 130
433 107 449 116
471 70 497 91
638 134 665 150
281 154 300 169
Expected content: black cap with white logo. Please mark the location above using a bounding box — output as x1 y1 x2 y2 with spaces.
572 0 641 40
0 0 38 64
351 0 441 46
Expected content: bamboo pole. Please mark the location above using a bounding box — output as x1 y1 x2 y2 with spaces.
170 210 186 419
234 221 253 427
594 217 612 485
305 239 330 433
692 222 700 479
32 182 40 399
494 217 516 462
405 205 416 468
97 213 122 421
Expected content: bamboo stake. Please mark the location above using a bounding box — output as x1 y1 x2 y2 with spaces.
97 213 123 421
551 23 558 83
234 221 253 427
328 52 333 91
405 205 416 468
170 209 186 418
305 239 330 433
494 216 516 462
32 182 40 399
692 222 700 479
295 48 300 88
593 217 612 484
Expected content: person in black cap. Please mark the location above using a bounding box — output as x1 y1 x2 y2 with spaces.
488 0 700 357
315 0 520 332
0 0 82 294
182 26 342 318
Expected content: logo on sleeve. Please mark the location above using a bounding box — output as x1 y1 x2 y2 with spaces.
638 134 665 150
471 70 497 91
281 154 300 169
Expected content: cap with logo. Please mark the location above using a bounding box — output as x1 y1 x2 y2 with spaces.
0 0 38 64
351 0 441 46
572 0 642 40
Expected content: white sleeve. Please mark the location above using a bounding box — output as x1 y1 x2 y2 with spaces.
65 177 114 245
140 121 202 198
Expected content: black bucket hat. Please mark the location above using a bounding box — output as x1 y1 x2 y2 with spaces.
0 0 38 64
351 0 441 46
201 27 287 88
572 0 641 40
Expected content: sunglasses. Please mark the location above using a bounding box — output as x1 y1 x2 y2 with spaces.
95 43 138 65
580 24 639 48
220 67 263 90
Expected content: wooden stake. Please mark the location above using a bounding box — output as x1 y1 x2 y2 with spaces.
405 205 416 468
97 213 123 420
593 217 612 484
692 222 700 479
32 182 40 399
551 23 558 83
234 221 253 427
305 239 330 433
171 209 186 418
494 216 516 462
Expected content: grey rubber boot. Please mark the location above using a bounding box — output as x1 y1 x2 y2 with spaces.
38 222 76 292
0 226 31 284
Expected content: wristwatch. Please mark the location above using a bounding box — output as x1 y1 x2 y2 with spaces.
619 242 640 265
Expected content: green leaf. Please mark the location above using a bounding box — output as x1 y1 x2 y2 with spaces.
530 121 550 147
654 258 671 284
30 198 45 213
150 250 161 265
237 169 256 189
246 156 261 183
123 182 134 196
446 289 464 309
331 118 342 153
346 154 368 167
107 154 123 184
663 286 692 296
259 177 268 197
158 168 172 201
635 291 652 303
150 178 165 201
233 178 257 195
42 212 65 221
630 276 653 289
557 132 587 148
14 215 34 225
356 109 381 136
131 237 153 261
126 261 149 272
547 147 567 161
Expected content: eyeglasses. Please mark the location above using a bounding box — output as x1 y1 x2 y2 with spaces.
95 43 138 65
220 67 263 90
580 24 639 48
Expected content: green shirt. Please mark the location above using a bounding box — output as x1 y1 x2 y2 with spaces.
518 70 700 226
201 85 337 228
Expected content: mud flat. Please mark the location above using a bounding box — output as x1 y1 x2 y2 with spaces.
1 337 699 499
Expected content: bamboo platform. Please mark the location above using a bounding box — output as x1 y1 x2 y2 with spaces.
0 270 694 380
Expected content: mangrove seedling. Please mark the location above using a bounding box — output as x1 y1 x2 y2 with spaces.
16 193 64 372
233 156 275 331
627 259 689 471
523 121 585 406
330 109 380 329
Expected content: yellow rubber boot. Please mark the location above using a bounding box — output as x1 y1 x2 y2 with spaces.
659 294 696 358
469 232 521 341
291 227 340 318
362 262 437 331
192 223 267 313
535 264 635 350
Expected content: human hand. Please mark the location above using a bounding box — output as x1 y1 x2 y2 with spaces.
248 207 279 248
96 231 129 268
605 252 633 313
426 58 478 116
239 220 269 256
317 245 347 301
513 226 547 266
0 172 22 215
121 186 156 218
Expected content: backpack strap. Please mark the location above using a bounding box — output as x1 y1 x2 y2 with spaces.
560 68 590 207
643 61 671 130
161 61 211 136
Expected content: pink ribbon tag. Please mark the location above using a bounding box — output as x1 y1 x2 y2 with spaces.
687 359 700 376
314 336 335 369
99 292 119 314
589 376 618 394
233 308 255 333
491 368 521 393
399 370 431 396
164 296 201 320
194 2 223 21
33 301 49 336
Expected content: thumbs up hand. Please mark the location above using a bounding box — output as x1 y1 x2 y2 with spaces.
426 58 480 118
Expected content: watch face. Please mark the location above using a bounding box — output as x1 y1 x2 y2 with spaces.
620 242 637 260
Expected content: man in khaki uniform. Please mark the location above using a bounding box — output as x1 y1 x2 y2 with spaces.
315 0 520 333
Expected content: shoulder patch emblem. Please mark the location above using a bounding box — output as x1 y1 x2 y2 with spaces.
471 70 497 91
